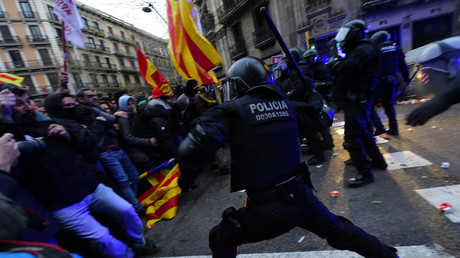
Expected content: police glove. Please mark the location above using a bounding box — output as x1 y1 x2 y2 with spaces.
406 96 449 126
327 56 342 72
178 175 198 192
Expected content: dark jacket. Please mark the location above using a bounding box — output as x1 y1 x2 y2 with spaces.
0 117 98 210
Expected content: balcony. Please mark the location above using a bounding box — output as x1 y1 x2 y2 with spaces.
217 0 249 24
229 41 247 60
112 49 126 56
26 35 50 46
119 65 138 73
121 37 133 45
2 59 57 72
85 43 110 53
252 26 275 49
0 36 22 47
202 14 215 35
125 51 136 59
107 33 121 42
83 25 105 36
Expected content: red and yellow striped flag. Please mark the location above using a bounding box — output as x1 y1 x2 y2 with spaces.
137 47 172 97
167 0 221 85
138 164 181 229
0 73 24 86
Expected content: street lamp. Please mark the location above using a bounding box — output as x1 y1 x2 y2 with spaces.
142 3 167 24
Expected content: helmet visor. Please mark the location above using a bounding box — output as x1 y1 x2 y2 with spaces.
335 27 350 42
222 78 238 102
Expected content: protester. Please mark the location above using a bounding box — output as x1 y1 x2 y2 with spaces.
0 83 158 257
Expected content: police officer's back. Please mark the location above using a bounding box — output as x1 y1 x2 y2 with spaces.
177 56 398 258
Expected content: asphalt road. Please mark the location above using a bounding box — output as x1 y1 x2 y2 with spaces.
143 102 460 257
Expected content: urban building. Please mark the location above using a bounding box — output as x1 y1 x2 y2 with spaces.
0 0 181 101
196 0 460 77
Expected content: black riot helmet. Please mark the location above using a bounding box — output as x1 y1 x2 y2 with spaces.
335 19 368 52
303 49 318 65
222 56 274 101
370 30 391 44
281 47 302 70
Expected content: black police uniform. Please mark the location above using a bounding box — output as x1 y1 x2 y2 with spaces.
370 41 410 135
177 71 398 257
329 39 387 185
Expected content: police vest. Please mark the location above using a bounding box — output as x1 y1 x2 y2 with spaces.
379 41 402 76
227 92 300 192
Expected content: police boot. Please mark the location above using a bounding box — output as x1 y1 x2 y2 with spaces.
374 127 387 136
386 128 399 136
347 172 374 188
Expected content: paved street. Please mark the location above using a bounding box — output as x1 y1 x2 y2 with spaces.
143 102 460 258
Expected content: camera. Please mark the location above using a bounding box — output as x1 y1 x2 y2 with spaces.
15 137 46 152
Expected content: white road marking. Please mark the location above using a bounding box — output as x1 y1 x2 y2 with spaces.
416 185 460 223
382 151 432 170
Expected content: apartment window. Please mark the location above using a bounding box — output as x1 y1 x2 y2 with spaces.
113 42 118 50
123 75 130 83
125 45 130 54
99 40 105 50
47 73 59 91
134 76 141 84
20 1 34 18
29 25 42 40
55 27 62 39
118 58 125 67
82 17 89 28
0 26 13 42
9 50 25 68
129 60 135 68
88 37 95 48
108 26 113 34
120 31 125 39
90 74 98 86
38 49 52 65
22 75 36 94
105 57 112 67
101 74 109 86
47 5 58 21
93 21 100 30
82 54 90 66
111 75 119 87
72 73 84 89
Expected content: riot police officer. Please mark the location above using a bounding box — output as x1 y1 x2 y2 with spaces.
328 19 388 187
275 48 326 165
369 30 410 136
177 56 399 257
302 49 335 151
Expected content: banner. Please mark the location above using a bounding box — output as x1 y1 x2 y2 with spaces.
53 0 86 49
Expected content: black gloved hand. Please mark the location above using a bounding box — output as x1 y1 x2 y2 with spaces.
178 175 198 192
327 56 342 72
406 96 449 126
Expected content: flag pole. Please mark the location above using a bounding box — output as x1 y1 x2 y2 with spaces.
62 21 67 72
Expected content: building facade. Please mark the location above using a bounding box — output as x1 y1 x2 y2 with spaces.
0 0 180 100
197 0 460 77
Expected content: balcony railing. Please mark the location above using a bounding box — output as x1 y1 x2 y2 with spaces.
119 65 138 73
202 14 215 35
229 41 247 60
85 43 110 53
19 11 37 19
217 0 249 23
0 36 22 47
85 62 118 71
83 25 105 36
26 35 50 45
107 33 121 41
252 26 275 49
125 51 136 59
120 37 132 45
2 59 57 71
112 49 126 56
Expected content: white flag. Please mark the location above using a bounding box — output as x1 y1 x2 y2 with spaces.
53 0 86 49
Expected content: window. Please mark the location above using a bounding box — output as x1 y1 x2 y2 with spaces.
22 75 35 94
123 75 130 83
113 42 118 50
82 18 89 28
20 1 34 18
108 26 113 34
47 5 58 21
29 25 42 40
95 56 101 67
9 50 24 68
72 73 84 89
88 37 95 48
111 75 119 87
105 57 112 67
99 40 105 50
134 76 141 84
0 26 13 42
47 73 59 91
118 58 125 67
90 74 98 86
93 21 100 30
101 74 109 86
38 49 52 65
55 27 62 39
129 60 135 68
120 31 125 39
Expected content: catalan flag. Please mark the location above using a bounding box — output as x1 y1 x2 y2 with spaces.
167 0 221 85
138 162 181 229
137 47 173 97
0 73 24 86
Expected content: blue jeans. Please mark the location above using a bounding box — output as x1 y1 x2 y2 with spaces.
52 184 145 258
98 149 143 211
